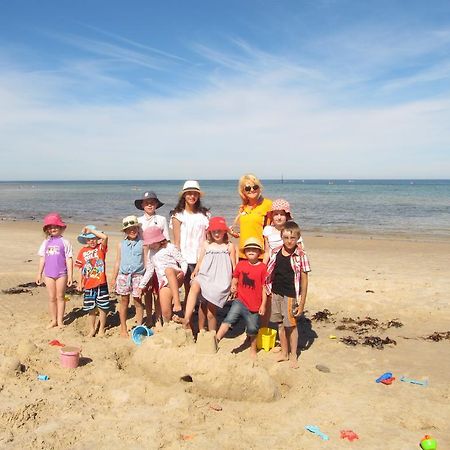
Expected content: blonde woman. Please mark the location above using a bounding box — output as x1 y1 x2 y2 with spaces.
231 174 272 260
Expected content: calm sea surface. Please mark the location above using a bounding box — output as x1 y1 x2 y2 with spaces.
0 180 449 238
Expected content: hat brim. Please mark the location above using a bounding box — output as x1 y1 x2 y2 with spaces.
43 223 66 231
179 189 204 198
77 234 98 245
243 244 263 251
122 223 141 231
134 199 164 210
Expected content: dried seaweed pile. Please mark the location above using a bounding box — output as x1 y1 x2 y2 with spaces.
2 281 82 296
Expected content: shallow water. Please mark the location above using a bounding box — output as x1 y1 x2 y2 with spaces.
1 179 449 237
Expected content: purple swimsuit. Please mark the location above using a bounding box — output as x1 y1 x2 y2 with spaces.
39 236 71 278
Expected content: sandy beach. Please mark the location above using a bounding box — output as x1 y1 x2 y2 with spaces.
0 219 449 449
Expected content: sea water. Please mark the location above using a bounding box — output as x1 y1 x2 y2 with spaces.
0 179 449 238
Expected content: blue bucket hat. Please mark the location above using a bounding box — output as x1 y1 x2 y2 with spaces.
77 225 101 245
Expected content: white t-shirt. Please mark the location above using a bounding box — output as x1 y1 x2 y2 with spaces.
138 214 170 240
170 211 210 264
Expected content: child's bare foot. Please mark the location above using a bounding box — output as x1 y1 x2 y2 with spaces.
87 329 96 338
173 303 182 312
289 355 299 369
97 328 106 337
46 321 58 329
120 330 129 338
275 353 289 363
271 346 282 353
250 350 257 361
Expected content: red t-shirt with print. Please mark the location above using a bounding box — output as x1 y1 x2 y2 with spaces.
233 260 267 312
75 244 107 289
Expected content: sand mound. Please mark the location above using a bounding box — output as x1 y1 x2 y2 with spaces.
129 323 280 402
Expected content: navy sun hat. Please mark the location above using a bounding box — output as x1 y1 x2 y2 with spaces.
77 225 101 245
134 191 164 210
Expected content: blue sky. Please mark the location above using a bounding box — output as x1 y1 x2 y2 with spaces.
1 0 450 180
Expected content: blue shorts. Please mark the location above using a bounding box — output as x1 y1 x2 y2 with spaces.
222 300 260 336
83 283 110 312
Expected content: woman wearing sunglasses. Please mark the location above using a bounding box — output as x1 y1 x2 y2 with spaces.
231 174 273 260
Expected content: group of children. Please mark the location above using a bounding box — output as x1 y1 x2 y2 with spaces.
36 180 310 365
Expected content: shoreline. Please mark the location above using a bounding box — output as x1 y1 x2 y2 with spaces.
2 217 450 243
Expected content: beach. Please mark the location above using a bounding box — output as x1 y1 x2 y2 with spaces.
0 219 449 449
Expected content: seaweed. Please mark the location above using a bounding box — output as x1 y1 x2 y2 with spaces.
361 336 396 349
340 336 359 346
311 309 333 322
423 331 450 342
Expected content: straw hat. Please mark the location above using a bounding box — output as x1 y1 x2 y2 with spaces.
179 180 203 197
121 215 140 231
242 237 263 251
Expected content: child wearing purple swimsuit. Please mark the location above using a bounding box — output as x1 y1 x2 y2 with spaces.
36 213 73 328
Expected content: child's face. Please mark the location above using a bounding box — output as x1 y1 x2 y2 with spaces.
244 247 261 262
282 231 299 251
125 226 140 240
211 229 226 242
272 210 288 228
184 191 199 206
148 241 163 251
142 199 157 215
86 237 98 248
46 225 63 237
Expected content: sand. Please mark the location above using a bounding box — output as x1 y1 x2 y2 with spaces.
0 219 449 449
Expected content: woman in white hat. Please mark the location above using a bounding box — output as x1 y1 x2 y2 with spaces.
170 180 210 308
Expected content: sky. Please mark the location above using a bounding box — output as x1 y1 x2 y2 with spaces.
1 0 450 180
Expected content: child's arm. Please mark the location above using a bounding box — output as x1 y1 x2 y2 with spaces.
263 236 270 264
111 242 121 288
84 226 108 248
172 217 182 249
161 217 170 241
137 257 155 295
259 286 267 316
66 257 73 287
229 276 238 299
228 242 237 271
191 242 207 278
172 245 188 277
36 256 45 285
295 271 308 317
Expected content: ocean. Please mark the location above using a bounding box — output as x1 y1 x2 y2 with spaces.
1 179 449 238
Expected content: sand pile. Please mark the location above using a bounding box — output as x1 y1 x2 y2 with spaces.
130 323 281 402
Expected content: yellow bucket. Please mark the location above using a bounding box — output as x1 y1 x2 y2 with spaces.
256 327 277 351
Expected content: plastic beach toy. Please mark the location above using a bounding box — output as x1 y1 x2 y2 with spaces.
49 339 65 347
375 372 393 383
256 327 277 351
60 346 81 368
131 325 153 345
305 425 329 441
420 435 437 450
37 374 49 381
340 430 359 441
400 376 428 387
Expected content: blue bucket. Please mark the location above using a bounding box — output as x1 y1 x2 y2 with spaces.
131 325 153 345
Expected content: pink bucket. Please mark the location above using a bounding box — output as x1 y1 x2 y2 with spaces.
60 346 81 368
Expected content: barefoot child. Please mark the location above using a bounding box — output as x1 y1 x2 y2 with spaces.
75 225 110 337
183 217 236 332
138 227 187 324
216 238 267 359
111 216 145 337
265 221 310 368
135 191 168 326
36 213 73 328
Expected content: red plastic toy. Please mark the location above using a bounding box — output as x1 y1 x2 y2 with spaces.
49 339 65 347
381 376 396 385
340 430 359 441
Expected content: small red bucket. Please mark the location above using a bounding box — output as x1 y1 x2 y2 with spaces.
60 346 81 369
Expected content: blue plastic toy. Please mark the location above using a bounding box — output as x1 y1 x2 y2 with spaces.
305 425 329 441
375 372 393 383
400 376 428 387
131 325 154 345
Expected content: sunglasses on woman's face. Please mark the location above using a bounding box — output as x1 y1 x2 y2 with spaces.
244 184 260 193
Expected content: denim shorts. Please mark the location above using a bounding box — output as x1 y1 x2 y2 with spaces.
223 299 260 336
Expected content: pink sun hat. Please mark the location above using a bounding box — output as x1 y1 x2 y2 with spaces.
43 212 66 230
268 199 292 220
143 227 166 245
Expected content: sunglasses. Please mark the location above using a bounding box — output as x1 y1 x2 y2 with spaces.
244 184 260 193
123 220 138 228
